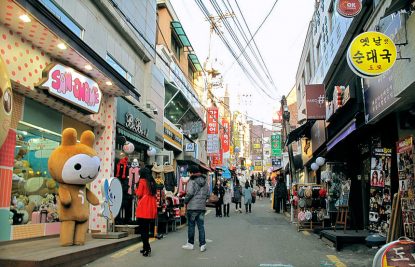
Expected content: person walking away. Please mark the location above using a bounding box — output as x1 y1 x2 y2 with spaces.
213 179 224 217
275 176 288 213
135 167 157 257
265 179 270 198
233 179 243 213
182 165 209 252
243 181 253 213
223 180 232 217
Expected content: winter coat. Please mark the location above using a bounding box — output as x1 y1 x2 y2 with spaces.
213 185 225 205
233 185 242 202
276 181 288 199
184 173 209 211
243 187 253 205
223 187 232 205
135 179 157 219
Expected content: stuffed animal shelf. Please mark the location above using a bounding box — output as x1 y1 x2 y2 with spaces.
48 128 100 246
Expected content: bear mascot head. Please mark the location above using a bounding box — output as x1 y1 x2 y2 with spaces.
48 128 101 246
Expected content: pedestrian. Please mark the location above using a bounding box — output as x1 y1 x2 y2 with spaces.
243 181 253 213
182 165 209 252
275 176 288 213
135 167 157 257
223 180 232 217
213 179 225 217
233 179 243 213
265 179 270 198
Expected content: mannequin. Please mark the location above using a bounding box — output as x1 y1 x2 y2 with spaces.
163 163 177 195
116 152 129 179
128 159 140 195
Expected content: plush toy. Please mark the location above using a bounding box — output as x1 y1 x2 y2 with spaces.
16 200 29 224
0 55 12 148
46 179 58 194
15 148 28 161
48 128 100 246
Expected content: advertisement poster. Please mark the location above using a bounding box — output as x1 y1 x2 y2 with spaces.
207 107 219 154
397 136 415 238
369 147 392 234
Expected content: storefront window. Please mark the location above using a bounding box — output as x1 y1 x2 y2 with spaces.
11 122 60 225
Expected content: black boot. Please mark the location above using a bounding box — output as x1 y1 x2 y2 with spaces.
142 248 151 257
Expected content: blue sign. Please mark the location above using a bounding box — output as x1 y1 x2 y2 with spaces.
222 167 231 179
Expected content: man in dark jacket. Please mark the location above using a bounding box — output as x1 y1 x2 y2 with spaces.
182 165 209 252
275 176 288 213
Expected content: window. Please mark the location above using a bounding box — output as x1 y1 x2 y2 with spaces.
39 0 84 39
327 0 334 35
188 63 195 83
315 37 321 68
171 34 181 61
106 54 133 83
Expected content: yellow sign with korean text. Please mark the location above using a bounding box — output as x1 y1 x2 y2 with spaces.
347 31 397 77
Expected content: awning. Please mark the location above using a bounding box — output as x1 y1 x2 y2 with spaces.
178 157 212 172
285 120 316 146
383 0 412 17
171 21 192 47
188 53 202 71
327 119 356 151
116 125 160 149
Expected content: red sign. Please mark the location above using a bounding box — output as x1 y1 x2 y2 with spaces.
305 84 326 120
221 118 230 153
273 110 282 124
207 107 219 134
37 63 102 113
212 152 222 167
337 0 362 18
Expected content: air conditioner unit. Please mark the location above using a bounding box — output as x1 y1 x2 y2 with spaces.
160 46 173 63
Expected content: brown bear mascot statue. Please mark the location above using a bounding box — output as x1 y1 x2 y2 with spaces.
48 128 100 246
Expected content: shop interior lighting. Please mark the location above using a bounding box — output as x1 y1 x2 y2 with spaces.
18 14 31 23
57 43 67 50
84 64 93 70
105 81 113 86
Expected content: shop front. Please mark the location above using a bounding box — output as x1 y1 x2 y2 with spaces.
113 97 158 225
0 1 135 241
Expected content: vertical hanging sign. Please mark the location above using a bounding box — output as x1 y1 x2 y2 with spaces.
271 133 282 157
207 107 219 154
221 118 230 159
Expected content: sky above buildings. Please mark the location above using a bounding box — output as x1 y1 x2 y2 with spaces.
171 0 315 126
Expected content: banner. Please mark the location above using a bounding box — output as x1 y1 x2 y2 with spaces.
221 118 230 153
207 107 219 154
271 133 282 157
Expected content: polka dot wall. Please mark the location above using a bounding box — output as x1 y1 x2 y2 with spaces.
89 95 117 232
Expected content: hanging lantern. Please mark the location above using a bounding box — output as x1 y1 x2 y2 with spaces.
147 147 156 157
316 157 326 166
123 141 135 154
311 163 319 171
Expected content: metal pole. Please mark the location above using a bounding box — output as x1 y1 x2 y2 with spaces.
281 96 295 223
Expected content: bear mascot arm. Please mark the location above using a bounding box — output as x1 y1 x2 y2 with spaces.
58 187 72 206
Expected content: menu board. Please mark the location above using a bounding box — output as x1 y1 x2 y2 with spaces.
397 136 415 238
369 147 392 234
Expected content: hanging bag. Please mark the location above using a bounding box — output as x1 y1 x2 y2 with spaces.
208 193 219 203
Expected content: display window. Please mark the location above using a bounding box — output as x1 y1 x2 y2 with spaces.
11 121 61 225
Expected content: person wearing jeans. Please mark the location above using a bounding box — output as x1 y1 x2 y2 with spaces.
182 165 209 252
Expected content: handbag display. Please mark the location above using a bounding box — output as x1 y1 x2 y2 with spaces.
208 194 219 203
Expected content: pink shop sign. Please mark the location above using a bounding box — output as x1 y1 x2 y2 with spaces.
37 63 102 114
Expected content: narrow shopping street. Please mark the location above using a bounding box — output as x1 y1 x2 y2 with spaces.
85 199 375 267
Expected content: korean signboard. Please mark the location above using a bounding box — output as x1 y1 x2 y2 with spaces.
254 160 262 172
271 133 282 157
363 12 403 124
347 31 397 78
212 153 222 167
336 0 362 18
207 107 219 154
305 84 326 120
38 63 102 113
221 118 230 155
163 120 183 151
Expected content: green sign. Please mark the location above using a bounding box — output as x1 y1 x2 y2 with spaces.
271 134 282 157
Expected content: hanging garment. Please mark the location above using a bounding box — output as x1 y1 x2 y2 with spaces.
128 167 140 195
163 164 176 192
116 157 129 179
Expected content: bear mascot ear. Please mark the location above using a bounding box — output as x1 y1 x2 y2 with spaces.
61 128 77 146
80 130 95 148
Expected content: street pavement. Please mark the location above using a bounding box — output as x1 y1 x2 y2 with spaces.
84 198 377 267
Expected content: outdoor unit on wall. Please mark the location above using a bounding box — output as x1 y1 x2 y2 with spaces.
155 150 174 165
160 46 173 63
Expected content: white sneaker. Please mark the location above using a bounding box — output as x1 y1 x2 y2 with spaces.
182 243 194 250
200 244 206 252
